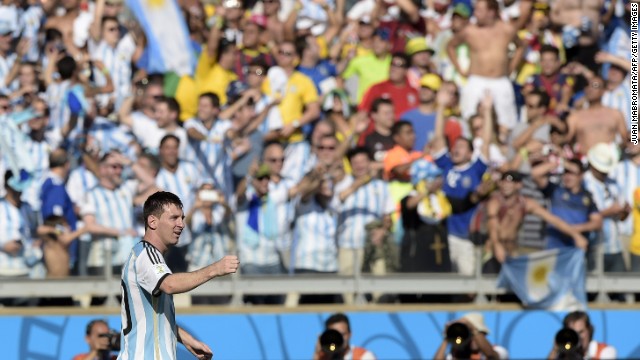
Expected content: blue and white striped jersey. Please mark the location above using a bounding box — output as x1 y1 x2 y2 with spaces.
18 5 44 63
88 35 134 110
45 80 72 132
0 53 17 94
156 162 201 247
188 205 231 270
610 159 640 236
183 119 233 199
21 136 55 212
583 171 625 254
602 78 631 129
291 196 338 272
333 177 395 249
88 117 137 158
80 182 137 267
0 199 35 276
118 241 176 360
66 165 99 208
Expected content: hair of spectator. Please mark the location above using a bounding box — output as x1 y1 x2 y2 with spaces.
101 15 119 27
347 146 373 162
528 89 550 109
85 319 109 336
566 157 585 172
57 56 77 80
160 134 181 148
539 45 560 59
314 119 337 136
139 152 162 173
370 97 393 114
44 28 63 44
0 94 9 102
325 313 351 333
391 52 410 68
216 37 236 63
391 120 413 137
248 57 270 72
44 214 66 227
199 92 221 108
563 311 594 336
49 148 69 168
157 96 181 118
99 149 122 164
4 170 13 186
294 35 309 59
456 137 474 152
143 191 184 228
478 0 500 14
319 134 338 144
261 141 284 159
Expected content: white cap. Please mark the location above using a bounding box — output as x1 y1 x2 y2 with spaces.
587 142 620 174
462 312 490 334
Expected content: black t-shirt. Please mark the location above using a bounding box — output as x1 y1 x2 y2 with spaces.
363 131 395 162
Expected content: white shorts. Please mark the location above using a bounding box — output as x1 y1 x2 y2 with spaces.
461 75 518 129
448 234 476 276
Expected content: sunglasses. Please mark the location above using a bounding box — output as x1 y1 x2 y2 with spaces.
391 60 408 68
107 164 124 169
256 175 270 181
316 145 336 151
279 50 294 57
106 27 119 32
265 157 284 163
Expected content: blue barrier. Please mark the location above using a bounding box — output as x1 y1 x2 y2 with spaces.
2 309 640 359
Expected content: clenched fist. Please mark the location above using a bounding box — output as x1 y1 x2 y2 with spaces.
214 255 240 276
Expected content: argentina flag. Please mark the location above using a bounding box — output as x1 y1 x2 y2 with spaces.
0 109 38 192
497 248 587 311
125 0 195 76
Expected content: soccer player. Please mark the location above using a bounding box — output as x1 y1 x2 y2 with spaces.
117 191 239 360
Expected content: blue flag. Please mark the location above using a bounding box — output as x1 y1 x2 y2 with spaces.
497 248 587 311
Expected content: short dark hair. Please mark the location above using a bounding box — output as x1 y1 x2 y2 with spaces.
294 35 309 59
565 157 585 172
157 96 180 118
455 137 474 152
262 141 284 157
478 0 500 13
325 313 351 333
49 148 69 168
216 37 236 63
143 191 183 228
139 152 162 173
528 89 550 109
85 319 109 336
563 311 594 337
101 15 119 27
199 92 220 108
347 147 373 162
249 57 270 72
159 134 180 148
370 97 393 114
391 120 412 136
540 45 560 59
57 56 77 80
4 170 13 186
391 52 410 68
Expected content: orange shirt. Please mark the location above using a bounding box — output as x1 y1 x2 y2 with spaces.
383 145 432 181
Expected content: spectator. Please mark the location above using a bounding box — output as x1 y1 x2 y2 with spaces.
383 121 430 182
598 52 632 129
341 28 391 103
433 312 508 360
405 37 436 90
313 313 377 360
360 97 395 166
72 319 117 360
431 3 471 88
38 215 85 279
547 311 617 360
523 45 573 115
400 74 443 151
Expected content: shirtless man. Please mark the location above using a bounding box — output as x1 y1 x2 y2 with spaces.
486 171 588 268
447 0 523 131
550 0 601 47
44 0 88 59
565 75 627 154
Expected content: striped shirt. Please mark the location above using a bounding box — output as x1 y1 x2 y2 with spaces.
88 117 137 157
602 78 631 129
183 119 233 198
583 171 625 254
66 165 99 208
0 199 34 276
88 35 135 110
129 112 188 157
80 181 137 267
610 159 640 235
21 136 54 211
235 185 292 267
156 162 200 247
118 241 176 360
45 80 72 132
291 197 338 272
187 205 230 271
333 177 394 249
19 6 44 63
0 53 17 94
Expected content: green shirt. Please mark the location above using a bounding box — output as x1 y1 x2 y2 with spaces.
342 54 391 103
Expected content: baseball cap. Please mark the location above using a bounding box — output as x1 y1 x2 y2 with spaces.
405 37 434 56
373 28 391 41
0 20 12 36
452 3 471 19
419 74 442 91
254 163 271 178
587 142 620 174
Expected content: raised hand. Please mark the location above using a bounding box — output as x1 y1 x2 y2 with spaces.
214 255 240 276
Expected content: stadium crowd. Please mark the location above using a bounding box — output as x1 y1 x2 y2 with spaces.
0 0 636 307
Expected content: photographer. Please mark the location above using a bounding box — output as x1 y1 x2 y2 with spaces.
547 311 616 360
72 319 117 360
433 313 508 360
312 313 376 360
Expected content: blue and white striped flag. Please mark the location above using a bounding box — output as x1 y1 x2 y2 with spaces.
497 248 587 311
125 0 195 76
0 109 38 192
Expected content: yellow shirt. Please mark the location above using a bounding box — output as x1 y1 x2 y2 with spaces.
262 71 318 143
342 53 391 103
630 188 640 255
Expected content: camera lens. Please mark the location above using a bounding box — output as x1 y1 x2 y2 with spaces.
555 328 579 352
446 323 471 346
320 329 344 354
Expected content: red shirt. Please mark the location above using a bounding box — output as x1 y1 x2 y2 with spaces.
358 80 419 120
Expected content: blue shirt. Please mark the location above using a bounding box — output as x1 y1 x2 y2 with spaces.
41 173 79 264
434 150 488 239
400 108 436 151
543 183 598 249
297 60 337 94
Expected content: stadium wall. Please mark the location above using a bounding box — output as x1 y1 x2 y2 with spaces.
2 309 639 359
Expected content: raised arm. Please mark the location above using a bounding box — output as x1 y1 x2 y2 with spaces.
430 90 451 155
527 198 588 249
159 255 239 295
446 29 467 76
